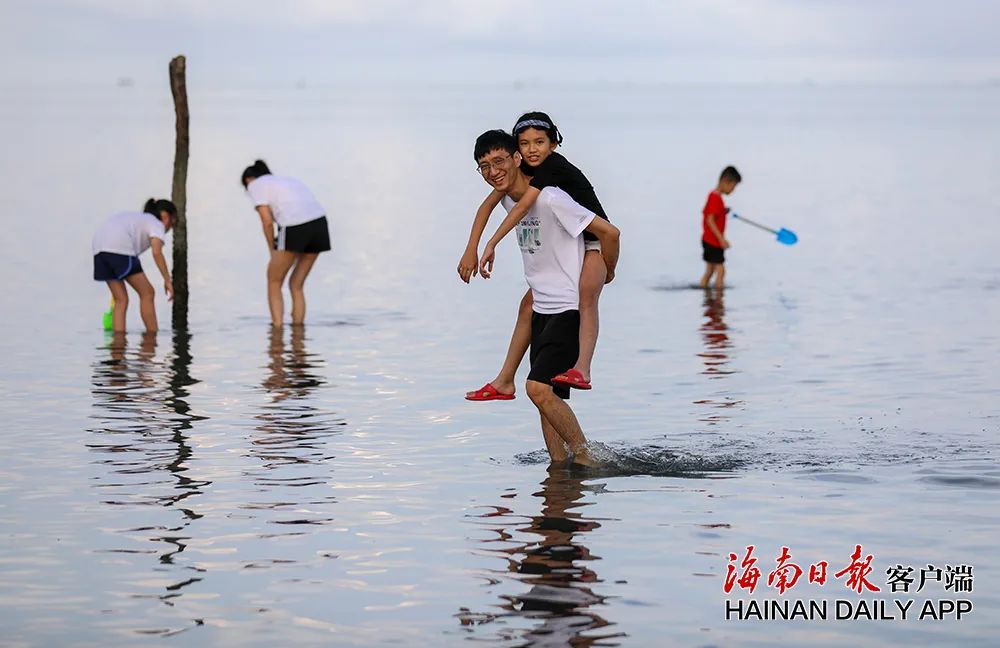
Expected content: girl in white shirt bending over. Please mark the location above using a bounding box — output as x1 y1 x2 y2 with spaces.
241 160 331 328
92 198 176 333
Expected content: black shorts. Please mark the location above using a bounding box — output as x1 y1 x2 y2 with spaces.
93 252 143 281
528 310 580 400
702 240 725 264
276 216 331 253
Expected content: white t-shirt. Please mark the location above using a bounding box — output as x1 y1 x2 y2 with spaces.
245 175 325 227
92 211 167 256
502 187 596 315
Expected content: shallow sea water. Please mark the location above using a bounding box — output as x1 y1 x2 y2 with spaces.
0 83 998 646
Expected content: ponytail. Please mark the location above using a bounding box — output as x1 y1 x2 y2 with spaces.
241 159 272 187
143 198 177 219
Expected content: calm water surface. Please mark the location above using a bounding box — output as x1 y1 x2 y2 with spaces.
0 83 998 646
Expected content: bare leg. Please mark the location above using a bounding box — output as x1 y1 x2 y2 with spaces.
106 280 129 333
288 253 319 325
526 379 593 465
467 289 532 398
699 262 715 289
125 272 157 333
267 251 297 328
713 264 726 289
539 412 570 463
573 250 605 383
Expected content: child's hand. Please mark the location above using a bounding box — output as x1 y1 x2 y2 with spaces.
457 248 478 283
605 269 615 284
479 243 496 279
722 238 731 249
164 279 174 301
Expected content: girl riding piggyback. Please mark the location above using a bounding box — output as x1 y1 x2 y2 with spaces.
460 112 613 398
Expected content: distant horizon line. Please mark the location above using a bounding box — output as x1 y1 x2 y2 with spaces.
4 78 1000 92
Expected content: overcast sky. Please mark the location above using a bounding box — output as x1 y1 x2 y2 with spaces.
2 0 998 87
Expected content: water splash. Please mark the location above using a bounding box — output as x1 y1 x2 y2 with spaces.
516 442 743 478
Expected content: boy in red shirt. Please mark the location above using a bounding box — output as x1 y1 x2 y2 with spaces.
699 166 742 289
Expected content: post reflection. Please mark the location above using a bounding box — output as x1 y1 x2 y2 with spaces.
459 468 625 646
88 330 209 587
694 288 741 425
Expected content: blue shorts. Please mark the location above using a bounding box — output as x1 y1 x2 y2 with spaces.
93 252 143 281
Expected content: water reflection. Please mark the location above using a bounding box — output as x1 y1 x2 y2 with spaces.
694 289 741 426
697 288 734 379
88 331 209 586
459 468 625 646
251 326 344 470
243 327 344 525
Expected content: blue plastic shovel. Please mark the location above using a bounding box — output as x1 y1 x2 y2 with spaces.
731 213 798 245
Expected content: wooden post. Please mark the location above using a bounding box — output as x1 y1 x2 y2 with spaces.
169 55 190 330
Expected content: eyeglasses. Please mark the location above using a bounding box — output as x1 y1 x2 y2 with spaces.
476 154 513 176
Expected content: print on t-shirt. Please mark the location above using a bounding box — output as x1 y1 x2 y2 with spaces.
517 213 542 254
503 187 596 314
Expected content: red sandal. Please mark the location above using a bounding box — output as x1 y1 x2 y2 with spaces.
465 383 515 401
551 369 592 390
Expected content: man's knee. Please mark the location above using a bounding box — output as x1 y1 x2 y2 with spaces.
526 380 553 406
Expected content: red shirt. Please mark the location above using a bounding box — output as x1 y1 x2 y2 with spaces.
702 191 727 247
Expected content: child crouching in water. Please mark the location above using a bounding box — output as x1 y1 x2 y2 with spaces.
92 199 176 333
458 111 613 399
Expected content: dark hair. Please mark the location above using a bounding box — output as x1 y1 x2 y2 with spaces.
143 198 177 218
241 159 272 187
512 111 563 145
474 130 517 161
720 166 742 183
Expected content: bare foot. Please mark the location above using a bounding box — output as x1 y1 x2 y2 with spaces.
570 447 599 468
